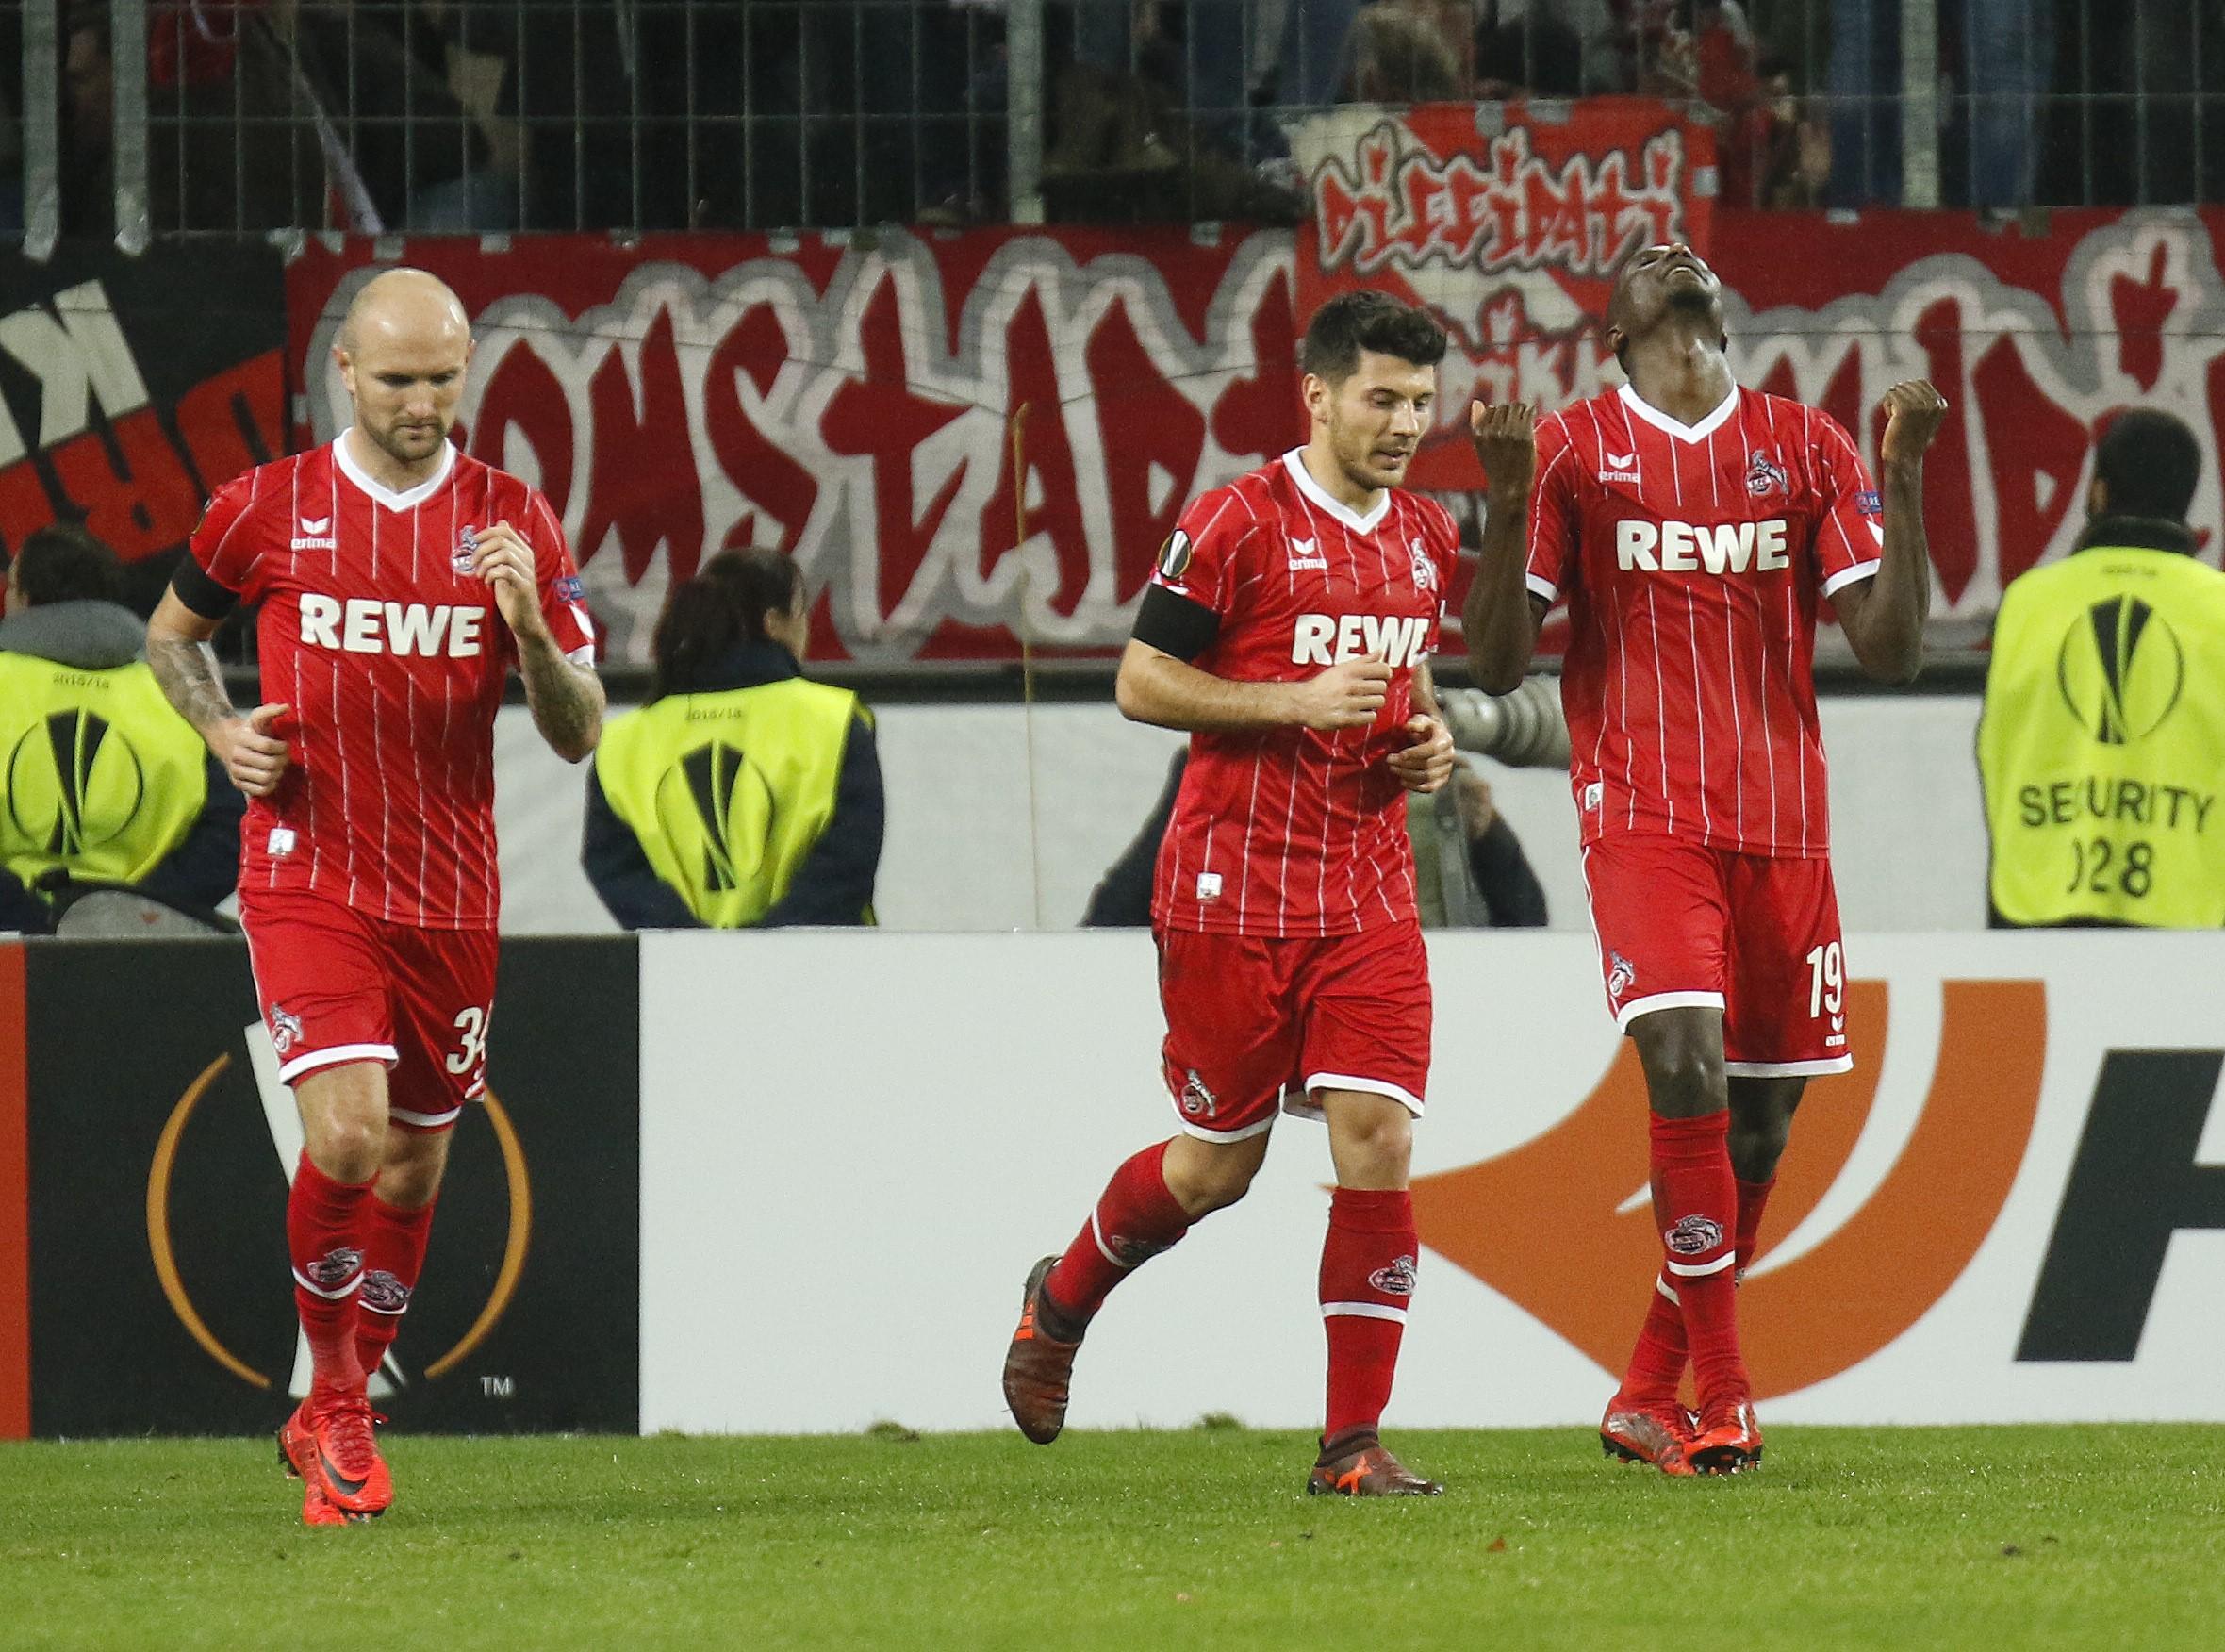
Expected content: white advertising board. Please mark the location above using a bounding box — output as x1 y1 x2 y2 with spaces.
638 931 2225 1434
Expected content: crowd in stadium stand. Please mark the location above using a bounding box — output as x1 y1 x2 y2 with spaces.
2 0 2218 237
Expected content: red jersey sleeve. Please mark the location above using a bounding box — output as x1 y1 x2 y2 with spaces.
188 473 268 603
1522 415 1581 604
1149 485 1257 620
1812 413 1886 598
524 490 597 662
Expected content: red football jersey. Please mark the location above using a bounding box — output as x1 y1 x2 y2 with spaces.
1148 450 1459 936
190 435 596 927
1525 385 1883 858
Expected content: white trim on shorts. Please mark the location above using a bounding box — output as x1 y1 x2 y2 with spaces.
1723 1055 1854 1078
1174 1112 1278 1144
1292 1072 1426 1120
389 1103 464 1130
1615 991 1724 1031
278 1042 401 1083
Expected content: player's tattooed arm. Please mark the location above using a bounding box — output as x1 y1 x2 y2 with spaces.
473 519 606 761
1465 402 1546 695
516 630 605 762
1116 638 1390 733
1838 380 1948 686
147 589 293 797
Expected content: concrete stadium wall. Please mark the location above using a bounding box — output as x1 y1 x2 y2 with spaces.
495 693 1995 937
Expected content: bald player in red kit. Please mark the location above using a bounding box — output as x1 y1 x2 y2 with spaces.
147 268 605 1525
1466 243 1947 1474
1001 290 1461 1495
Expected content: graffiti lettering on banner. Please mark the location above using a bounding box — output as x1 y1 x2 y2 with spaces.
289 230 1304 665
0 245 286 572
1291 97 1718 491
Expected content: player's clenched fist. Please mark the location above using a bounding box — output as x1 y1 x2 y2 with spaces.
1293 654 1392 731
1387 714 1455 793
1469 401 1538 495
215 702 293 797
1878 381 1949 466
470 519 547 639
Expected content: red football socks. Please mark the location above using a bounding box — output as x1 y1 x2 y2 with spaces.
1647 1111 1749 1406
354 1195 437 1380
1319 1187 1418 1441
1621 1171 1779 1402
1041 1140 1193 1336
288 1153 375 1405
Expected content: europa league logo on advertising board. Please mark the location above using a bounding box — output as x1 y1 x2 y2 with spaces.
145 1033 532 1397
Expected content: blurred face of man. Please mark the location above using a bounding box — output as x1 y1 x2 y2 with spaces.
1308 349 1438 499
334 276 473 472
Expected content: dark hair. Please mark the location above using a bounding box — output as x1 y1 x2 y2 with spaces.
11 521 122 606
1300 290 1448 384
2094 409 2200 523
648 549 804 702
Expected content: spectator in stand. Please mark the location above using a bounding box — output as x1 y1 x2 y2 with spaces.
65 0 322 235
0 524 241 933
584 551 882 931
1475 0 1587 98
1345 0 1469 103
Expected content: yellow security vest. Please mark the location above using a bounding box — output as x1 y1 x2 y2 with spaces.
0 652 209 892
593 678 867 927
1978 544 2225 926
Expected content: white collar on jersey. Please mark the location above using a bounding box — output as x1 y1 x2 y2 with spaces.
334 427 458 511
1618 381 1740 445
1280 448 1391 535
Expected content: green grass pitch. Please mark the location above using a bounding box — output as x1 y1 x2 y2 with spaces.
8 1426 2225 1650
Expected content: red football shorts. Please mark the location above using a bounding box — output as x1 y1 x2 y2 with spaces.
1155 921 1432 1142
1581 834 1852 1076
239 885 499 1131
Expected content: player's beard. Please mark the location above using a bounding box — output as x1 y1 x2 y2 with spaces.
1334 420 1411 491
369 413 453 466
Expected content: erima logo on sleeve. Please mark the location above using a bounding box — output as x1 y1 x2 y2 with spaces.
1291 613 1433 668
298 594 487 657
1617 519 1791 575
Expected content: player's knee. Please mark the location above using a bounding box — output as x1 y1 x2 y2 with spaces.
304 1115 384 1182
1640 1041 1727 1116
1336 1108 1413 1185
378 1143 448 1208
1165 1140 1263 1216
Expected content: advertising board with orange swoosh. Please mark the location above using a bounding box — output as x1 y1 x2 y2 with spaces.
636 930 2225 1433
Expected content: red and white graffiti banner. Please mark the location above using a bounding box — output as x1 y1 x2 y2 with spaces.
288 201 2225 664
1291 96 1718 494
289 229 1304 665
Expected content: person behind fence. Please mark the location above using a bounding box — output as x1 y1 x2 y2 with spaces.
0 523 240 933
583 550 882 930
1977 409 2225 929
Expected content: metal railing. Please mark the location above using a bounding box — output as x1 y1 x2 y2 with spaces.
6 0 2222 243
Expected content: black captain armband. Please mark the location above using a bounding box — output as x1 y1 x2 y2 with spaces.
1131 583 1219 663
171 556 241 620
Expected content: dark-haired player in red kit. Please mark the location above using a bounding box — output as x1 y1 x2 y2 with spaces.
1001 290 1459 1495
146 268 604 1525
1466 244 1947 1474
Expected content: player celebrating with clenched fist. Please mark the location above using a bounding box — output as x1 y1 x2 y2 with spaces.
1467 242 1947 1475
